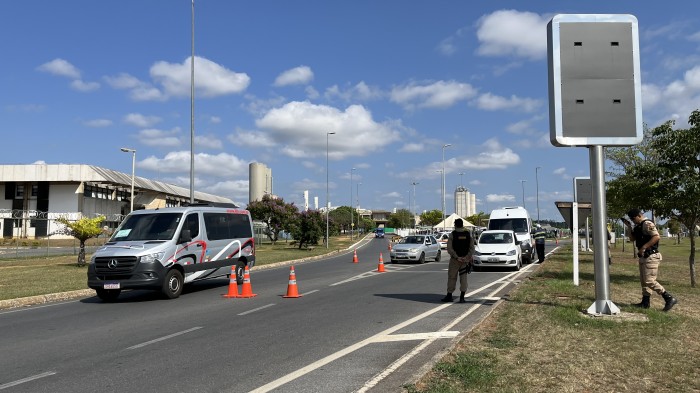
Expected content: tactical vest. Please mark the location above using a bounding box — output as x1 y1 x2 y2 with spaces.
451 230 471 257
633 219 658 252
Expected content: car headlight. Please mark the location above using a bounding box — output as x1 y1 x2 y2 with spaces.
408 248 419 253
473 250 481 256
506 249 517 256
140 252 166 263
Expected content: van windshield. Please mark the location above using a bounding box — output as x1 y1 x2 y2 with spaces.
488 218 528 234
111 213 183 241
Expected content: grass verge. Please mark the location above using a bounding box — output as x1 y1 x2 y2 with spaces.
407 238 699 392
0 235 359 301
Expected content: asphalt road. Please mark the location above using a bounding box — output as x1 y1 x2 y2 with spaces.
0 238 555 393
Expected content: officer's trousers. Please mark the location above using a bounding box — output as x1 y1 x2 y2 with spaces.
639 252 665 296
446 258 469 293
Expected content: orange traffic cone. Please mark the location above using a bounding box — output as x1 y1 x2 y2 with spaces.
239 265 257 298
376 252 386 272
352 249 359 264
282 266 302 298
222 265 239 298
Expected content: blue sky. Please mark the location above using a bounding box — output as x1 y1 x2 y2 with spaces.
2 1 700 220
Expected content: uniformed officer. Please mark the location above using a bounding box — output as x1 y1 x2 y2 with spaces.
441 218 473 303
624 209 678 312
533 223 547 263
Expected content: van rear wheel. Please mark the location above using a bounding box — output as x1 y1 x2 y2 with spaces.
235 261 246 285
96 288 121 302
162 269 184 299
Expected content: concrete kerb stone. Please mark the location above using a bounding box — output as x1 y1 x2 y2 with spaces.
0 235 375 311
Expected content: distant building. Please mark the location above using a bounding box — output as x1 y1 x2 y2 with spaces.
249 162 272 203
0 164 235 239
454 186 476 218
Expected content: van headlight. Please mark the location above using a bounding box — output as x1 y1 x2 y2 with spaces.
520 239 531 247
140 252 166 264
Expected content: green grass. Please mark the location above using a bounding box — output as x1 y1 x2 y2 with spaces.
0 235 359 301
409 237 700 392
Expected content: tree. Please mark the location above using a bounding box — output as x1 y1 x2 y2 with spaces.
466 212 489 227
419 209 443 227
289 210 324 249
329 206 352 235
55 216 105 266
388 209 412 229
247 195 298 244
647 110 700 287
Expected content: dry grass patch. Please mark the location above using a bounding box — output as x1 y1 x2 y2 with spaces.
408 238 700 392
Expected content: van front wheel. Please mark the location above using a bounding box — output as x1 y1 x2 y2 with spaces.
162 269 184 299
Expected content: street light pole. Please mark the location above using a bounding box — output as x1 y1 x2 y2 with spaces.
189 0 195 204
326 132 335 249
357 182 361 233
520 179 527 208
441 144 452 230
536 167 541 223
120 148 136 213
350 167 355 240
411 181 419 229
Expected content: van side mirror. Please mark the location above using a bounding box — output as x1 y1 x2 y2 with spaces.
178 229 192 243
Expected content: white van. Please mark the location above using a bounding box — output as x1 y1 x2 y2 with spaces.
487 206 534 263
87 205 255 301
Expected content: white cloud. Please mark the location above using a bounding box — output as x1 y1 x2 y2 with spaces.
325 81 383 102
71 79 100 92
229 128 277 148
475 93 541 112
255 101 401 160
506 115 545 135
202 179 249 203
274 66 314 86
104 73 143 89
36 58 81 79
305 86 320 100
390 80 478 110
399 143 424 153
83 119 112 127
139 151 248 178
195 134 223 150
642 65 700 126
104 73 165 101
150 56 250 99
486 194 516 203
209 116 221 124
123 113 162 128
553 167 566 175
136 128 182 148
476 10 549 60
385 191 402 198
242 94 287 116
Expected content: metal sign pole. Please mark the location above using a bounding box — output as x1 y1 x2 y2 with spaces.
572 201 579 286
587 146 619 315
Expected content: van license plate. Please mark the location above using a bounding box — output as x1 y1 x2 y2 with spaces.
104 282 120 289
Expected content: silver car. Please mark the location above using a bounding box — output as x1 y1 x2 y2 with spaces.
389 234 441 264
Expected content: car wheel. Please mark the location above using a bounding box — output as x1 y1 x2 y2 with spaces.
162 269 184 299
513 257 522 271
95 288 121 302
434 250 441 261
418 252 425 264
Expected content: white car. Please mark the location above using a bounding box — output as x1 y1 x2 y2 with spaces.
472 230 522 271
389 234 441 264
437 232 450 249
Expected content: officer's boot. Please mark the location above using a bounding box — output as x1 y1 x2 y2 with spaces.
633 295 650 309
441 293 453 302
459 291 466 303
662 292 678 312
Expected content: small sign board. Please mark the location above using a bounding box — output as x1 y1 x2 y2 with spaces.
548 14 643 146
574 177 592 204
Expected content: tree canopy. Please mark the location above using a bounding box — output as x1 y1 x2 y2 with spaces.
56 215 105 266
246 195 298 244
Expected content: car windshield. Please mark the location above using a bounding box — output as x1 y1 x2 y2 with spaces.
110 213 183 241
480 233 512 244
489 218 528 233
404 236 425 244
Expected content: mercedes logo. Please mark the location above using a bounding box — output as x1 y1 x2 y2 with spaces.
108 259 119 269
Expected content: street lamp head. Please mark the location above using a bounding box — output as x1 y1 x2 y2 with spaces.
328 132 336 135
443 143 452 148
120 147 136 153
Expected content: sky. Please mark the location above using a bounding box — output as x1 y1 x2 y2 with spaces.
2 1 700 221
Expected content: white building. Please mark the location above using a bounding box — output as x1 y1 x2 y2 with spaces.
249 162 273 203
454 186 477 218
0 164 235 239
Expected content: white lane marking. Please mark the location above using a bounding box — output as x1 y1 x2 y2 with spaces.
126 327 203 350
237 304 275 316
0 371 56 390
371 332 459 342
300 289 319 296
248 302 453 393
329 265 414 286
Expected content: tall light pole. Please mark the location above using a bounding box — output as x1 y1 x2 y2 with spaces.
120 148 136 213
411 181 419 229
357 182 362 233
350 167 355 240
520 179 527 208
441 144 452 230
535 167 541 223
189 0 195 204
326 132 335 248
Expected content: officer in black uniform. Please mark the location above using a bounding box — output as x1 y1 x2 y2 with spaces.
441 219 473 303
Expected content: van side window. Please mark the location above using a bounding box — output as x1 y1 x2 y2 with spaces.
203 212 252 241
184 213 200 238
